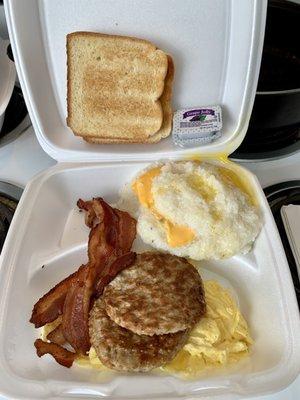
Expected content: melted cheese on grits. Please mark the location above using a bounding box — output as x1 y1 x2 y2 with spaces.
73 280 252 377
131 160 258 250
186 154 257 206
129 161 261 260
131 166 195 247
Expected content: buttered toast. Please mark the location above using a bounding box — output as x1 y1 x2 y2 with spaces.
67 32 172 143
84 55 174 144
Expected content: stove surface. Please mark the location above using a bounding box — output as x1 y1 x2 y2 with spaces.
0 182 21 251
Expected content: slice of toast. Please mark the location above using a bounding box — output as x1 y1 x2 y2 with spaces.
67 32 168 140
84 55 174 144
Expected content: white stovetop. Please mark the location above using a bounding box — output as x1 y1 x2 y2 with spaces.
0 127 299 400
2 126 300 190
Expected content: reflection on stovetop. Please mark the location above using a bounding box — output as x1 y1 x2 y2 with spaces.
0 182 22 252
264 181 300 309
0 195 17 252
0 85 30 147
0 86 27 136
232 0 300 162
236 125 300 153
231 125 300 161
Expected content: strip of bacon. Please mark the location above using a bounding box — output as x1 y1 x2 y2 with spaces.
30 267 86 328
114 209 138 255
46 323 66 346
77 198 96 228
62 206 114 353
34 339 76 368
87 198 119 266
62 198 136 354
62 264 92 353
31 198 136 358
94 252 136 297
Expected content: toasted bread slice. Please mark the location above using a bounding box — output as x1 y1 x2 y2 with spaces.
83 130 162 144
83 56 174 144
67 32 168 140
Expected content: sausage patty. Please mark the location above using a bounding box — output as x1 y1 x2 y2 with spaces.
89 298 188 372
103 252 206 335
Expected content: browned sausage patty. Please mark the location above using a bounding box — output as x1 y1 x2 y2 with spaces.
103 252 206 335
89 298 188 372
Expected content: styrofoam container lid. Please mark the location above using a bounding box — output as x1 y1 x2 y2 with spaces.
5 0 266 162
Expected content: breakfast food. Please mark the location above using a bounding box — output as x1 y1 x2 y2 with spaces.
30 198 137 366
122 160 262 260
88 251 205 371
84 55 174 144
89 298 188 372
31 191 253 376
62 199 136 354
78 278 253 377
30 197 206 372
67 32 174 144
162 280 253 376
103 252 206 335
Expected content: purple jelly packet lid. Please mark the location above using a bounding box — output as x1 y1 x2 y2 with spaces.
173 105 222 135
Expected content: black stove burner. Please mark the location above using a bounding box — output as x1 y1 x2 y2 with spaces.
232 0 300 161
0 183 22 253
0 196 17 252
0 85 28 139
264 181 300 308
232 124 300 158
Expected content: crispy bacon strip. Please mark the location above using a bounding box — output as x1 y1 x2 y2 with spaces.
62 264 92 353
31 198 136 360
95 252 136 297
62 210 113 353
114 209 138 255
77 198 96 228
30 267 86 328
87 198 119 267
77 198 137 253
46 323 66 346
62 198 136 354
34 339 76 368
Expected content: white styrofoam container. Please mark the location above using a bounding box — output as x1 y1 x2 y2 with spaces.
5 0 266 162
1 0 300 399
0 162 300 400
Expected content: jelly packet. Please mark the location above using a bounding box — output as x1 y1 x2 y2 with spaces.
172 105 222 147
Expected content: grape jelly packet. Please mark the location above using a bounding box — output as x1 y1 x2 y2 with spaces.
173 105 222 147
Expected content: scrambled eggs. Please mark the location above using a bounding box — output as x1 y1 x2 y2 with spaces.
73 279 252 377
161 280 252 377
41 316 62 341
